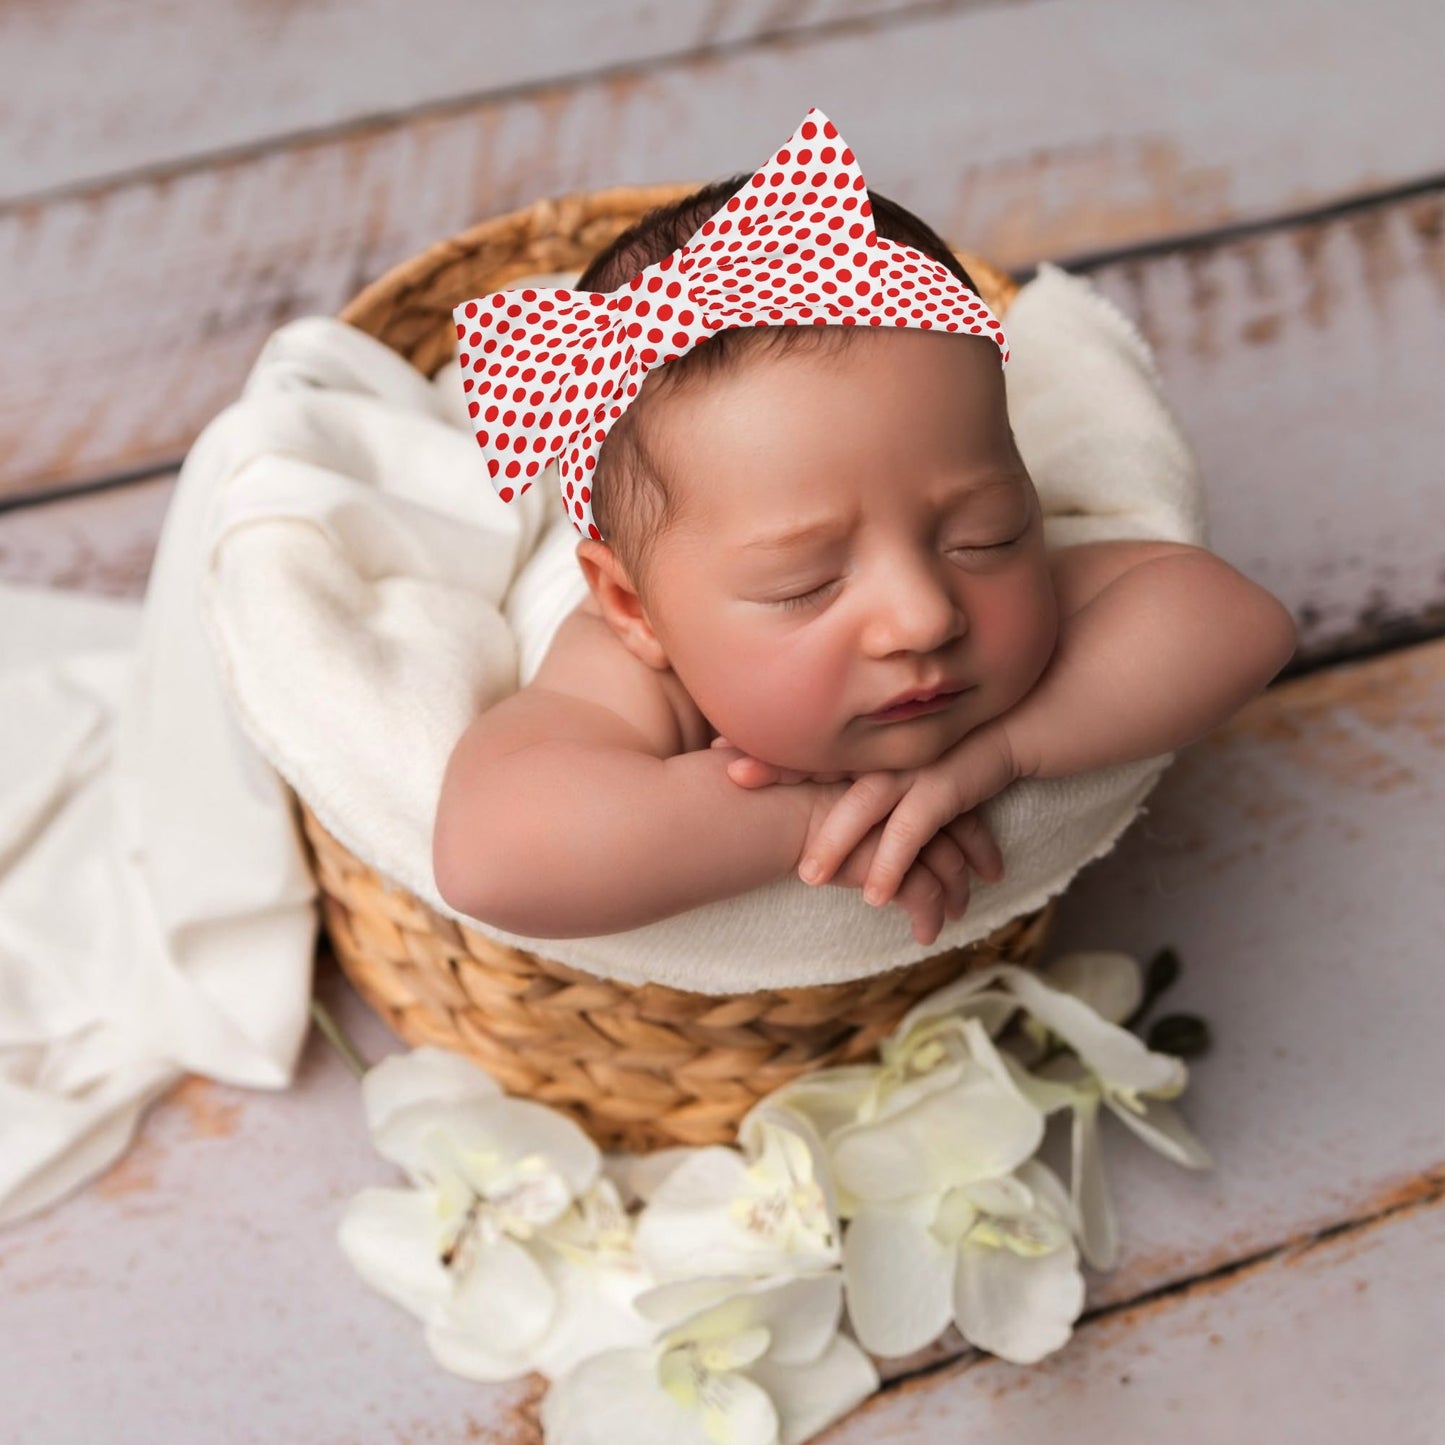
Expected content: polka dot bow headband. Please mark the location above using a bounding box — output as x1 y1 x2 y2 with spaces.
452 105 1010 540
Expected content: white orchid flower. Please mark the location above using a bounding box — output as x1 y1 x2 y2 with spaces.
886 954 1213 1271
542 1272 878 1445
337 1046 651 1382
756 1006 1010 1154
527 1173 659 1378
998 953 1214 1272
633 1101 839 1281
843 1157 1085 1363
826 1016 1045 1217
823 1015 1081 1361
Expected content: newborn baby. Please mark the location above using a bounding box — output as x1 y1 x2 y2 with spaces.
433 180 1298 946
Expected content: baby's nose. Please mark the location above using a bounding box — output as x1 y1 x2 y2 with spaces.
867 579 964 655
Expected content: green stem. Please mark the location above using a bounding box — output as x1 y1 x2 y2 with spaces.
310 994 370 1078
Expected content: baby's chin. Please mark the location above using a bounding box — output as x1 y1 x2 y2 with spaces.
811 706 987 776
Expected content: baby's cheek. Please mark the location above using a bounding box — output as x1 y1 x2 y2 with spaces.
727 673 845 769
977 577 1058 705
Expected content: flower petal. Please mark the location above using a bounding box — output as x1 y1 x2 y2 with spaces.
996 1049 1089 1116
953 1231 1085 1365
542 1345 713 1445
747 1273 845 1367
1015 1158 1081 1244
740 1104 843 1248
640 1274 844 1370
832 1069 1043 1203
865 1056 970 1126
530 1260 657 1380
762 1066 880 1142
636 1145 750 1214
636 1276 761 1334
962 1174 1035 1219
1040 951 1143 1024
374 1096 599 1200
993 966 1184 1095
336 1186 452 1321
633 1148 766 1280
1106 1094 1215 1170
680 1364 779 1445
626 1146 700 1203
746 1334 880 1445
425 1234 556 1380
1070 1091 1118 1272
894 968 1020 1038
842 1200 954 1358
361 1046 501 1141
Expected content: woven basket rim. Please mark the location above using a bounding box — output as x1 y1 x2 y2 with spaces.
337 179 1020 381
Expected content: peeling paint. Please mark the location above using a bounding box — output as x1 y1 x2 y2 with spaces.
170 1075 245 1140
94 1139 163 1199
1200 641 1445 796
962 133 1239 275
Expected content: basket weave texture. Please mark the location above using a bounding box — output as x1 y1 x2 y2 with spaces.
299 181 1058 1152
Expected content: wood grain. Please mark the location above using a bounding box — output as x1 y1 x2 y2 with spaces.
5 0 1445 502
0 0 959 201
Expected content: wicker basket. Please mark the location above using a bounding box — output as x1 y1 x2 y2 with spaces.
298 180 1059 1153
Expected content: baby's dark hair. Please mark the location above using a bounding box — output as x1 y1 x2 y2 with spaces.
573 172 984 601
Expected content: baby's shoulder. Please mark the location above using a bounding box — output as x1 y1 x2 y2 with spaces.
532 599 714 756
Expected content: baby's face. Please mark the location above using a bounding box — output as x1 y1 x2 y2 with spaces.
591 328 1060 775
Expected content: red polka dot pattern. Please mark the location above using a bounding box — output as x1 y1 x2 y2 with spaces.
451 106 1010 540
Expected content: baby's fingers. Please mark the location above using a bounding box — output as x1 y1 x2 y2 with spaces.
943 810 1006 884
859 801 949 908
892 862 947 946
800 775 907 885
916 832 973 920
726 756 785 787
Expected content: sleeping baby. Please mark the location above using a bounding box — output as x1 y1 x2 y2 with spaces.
433 167 1297 948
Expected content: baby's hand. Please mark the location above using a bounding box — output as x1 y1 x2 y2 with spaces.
797 727 1017 907
796 786 996 944
852 816 995 944
709 734 852 787
713 733 1011 913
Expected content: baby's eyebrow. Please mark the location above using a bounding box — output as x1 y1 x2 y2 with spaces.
741 474 1020 554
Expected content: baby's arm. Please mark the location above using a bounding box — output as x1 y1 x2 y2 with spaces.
436 723 820 938
1000 542 1298 781
432 604 824 936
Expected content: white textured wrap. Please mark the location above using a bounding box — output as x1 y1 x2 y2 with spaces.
204 261 1207 991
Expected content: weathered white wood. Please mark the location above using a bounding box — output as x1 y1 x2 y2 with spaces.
0 0 944 201
0 638 1440 1441
836 1195 1445 1443
9 0 1443 212
1082 188 1445 660
5 0 1445 501
4 185 1440 662
0 475 172 596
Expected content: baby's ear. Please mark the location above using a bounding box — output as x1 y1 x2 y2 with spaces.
574 539 631 607
574 540 670 670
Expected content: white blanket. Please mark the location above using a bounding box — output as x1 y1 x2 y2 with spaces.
0 261 1207 1227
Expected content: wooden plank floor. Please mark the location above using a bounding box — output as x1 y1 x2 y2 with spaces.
1 3 1441 1439
2 641 1439 1441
